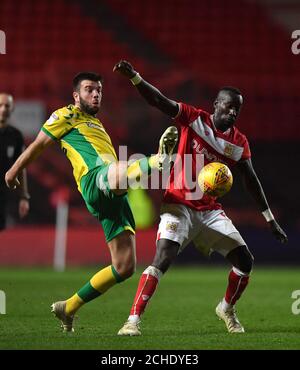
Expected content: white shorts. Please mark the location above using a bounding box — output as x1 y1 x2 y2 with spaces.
157 203 246 257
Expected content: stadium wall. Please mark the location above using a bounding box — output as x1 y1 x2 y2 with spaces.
0 227 298 266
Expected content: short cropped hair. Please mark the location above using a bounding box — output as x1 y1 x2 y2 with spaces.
218 86 242 97
73 72 103 91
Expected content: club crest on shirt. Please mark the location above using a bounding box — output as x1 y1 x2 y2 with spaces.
166 221 178 233
224 143 234 157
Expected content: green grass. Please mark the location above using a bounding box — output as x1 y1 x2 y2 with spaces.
0 266 300 350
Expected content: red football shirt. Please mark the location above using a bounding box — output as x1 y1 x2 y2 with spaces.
163 102 251 211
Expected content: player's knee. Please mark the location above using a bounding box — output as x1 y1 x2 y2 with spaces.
239 250 254 274
227 245 254 274
153 239 180 273
114 260 136 280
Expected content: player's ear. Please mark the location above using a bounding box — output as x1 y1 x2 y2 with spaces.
213 99 218 109
73 91 79 103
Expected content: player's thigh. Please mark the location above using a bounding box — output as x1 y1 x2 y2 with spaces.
194 210 246 257
107 161 127 195
157 203 192 250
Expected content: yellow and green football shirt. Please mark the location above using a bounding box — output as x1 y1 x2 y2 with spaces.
41 105 117 193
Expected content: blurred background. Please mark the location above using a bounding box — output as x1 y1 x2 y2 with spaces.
0 0 299 267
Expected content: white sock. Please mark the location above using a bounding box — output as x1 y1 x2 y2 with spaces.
128 314 140 324
221 298 233 311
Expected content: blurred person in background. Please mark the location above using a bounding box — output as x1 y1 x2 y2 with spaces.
5 72 177 332
114 60 288 335
0 93 30 231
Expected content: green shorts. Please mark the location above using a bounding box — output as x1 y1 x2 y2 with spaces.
80 165 135 242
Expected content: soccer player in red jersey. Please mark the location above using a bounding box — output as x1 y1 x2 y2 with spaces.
114 60 288 334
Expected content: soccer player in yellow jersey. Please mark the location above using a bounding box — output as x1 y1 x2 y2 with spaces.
5 71 178 332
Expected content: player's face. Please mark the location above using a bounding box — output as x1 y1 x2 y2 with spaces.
213 93 243 131
0 94 13 124
77 80 102 115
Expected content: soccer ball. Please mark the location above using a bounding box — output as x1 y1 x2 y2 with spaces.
198 162 233 198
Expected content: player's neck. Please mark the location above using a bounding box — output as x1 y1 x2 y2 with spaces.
210 114 231 134
0 120 7 128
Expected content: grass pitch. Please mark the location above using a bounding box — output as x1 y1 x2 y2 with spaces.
0 266 300 350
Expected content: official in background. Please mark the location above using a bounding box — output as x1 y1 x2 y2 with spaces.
0 93 30 230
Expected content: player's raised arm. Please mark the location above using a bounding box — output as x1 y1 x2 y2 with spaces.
237 158 288 244
5 130 54 190
113 60 179 118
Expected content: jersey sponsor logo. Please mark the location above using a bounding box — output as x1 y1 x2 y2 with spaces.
46 113 59 125
86 121 106 132
166 221 178 233
192 139 224 163
142 295 150 301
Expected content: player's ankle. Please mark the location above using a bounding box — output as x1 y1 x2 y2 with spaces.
221 298 233 312
128 314 140 324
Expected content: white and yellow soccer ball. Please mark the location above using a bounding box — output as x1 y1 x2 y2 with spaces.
198 162 233 198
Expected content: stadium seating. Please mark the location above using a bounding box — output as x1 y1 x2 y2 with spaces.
108 0 300 140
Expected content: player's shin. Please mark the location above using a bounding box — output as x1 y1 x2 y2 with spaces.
127 265 163 323
65 265 123 315
222 267 250 310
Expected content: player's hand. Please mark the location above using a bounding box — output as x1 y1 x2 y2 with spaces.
19 198 29 218
113 60 137 78
5 170 20 190
268 220 288 244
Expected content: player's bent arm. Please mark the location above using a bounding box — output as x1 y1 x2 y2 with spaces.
5 131 54 189
114 60 179 117
237 158 288 243
18 169 30 200
134 79 179 117
237 158 270 211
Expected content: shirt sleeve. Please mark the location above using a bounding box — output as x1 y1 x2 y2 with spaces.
41 107 75 141
174 102 202 126
241 137 251 160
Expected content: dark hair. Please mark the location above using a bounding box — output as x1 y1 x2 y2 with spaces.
219 86 242 97
73 72 103 91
